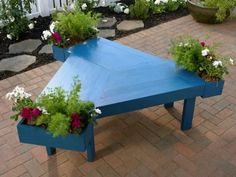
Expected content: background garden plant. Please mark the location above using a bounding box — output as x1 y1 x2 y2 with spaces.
0 0 35 39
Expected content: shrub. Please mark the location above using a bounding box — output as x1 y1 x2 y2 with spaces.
169 36 234 81
0 0 35 39
130 0 150 20
202 0 236 22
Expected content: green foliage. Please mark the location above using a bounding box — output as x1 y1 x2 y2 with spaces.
48 113 71 137
130 0 150 20
0 0 35 39
169 36 232 81
52 9 100 47
202 0 236 22
150 0 186 14
74 0 99 12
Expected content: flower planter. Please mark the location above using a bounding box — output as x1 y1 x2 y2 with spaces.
202 80 224 98
17 119 95 162
187 0 230 24
52 45 70 62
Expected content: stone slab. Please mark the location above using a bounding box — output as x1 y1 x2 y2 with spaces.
117 20 144 31
0 55 36 72
9 39 41 54
97 17 117 28
39 45 52 54
98 29 116 38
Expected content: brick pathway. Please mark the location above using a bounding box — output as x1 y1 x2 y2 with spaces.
0 15 236 177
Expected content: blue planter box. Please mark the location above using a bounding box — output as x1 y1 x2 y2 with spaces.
202 80 225 98
17 119 95 161
52 46 70 62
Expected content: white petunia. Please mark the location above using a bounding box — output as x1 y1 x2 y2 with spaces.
5 86 31 103
201 48 209 57
28 23 34 30
9 16 15 22
94 108 102 114
161 0 168 3
212 61 223 68
49 21 57 33
229 58 234 65
42 30 51 40
124 8 129 14
7 34 12 40
81 3 87 10
154 0 161 4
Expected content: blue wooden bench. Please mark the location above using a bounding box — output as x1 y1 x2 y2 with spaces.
40 37 224 161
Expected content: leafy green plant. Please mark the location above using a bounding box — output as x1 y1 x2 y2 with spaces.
201 0 236 22
130 0 150 20
6 79 102 137
169 36 234 81
43 9 100 47
0 0 35 39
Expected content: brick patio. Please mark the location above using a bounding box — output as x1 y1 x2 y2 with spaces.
0 15 236 177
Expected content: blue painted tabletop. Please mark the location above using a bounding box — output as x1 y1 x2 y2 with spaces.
43 37 207 117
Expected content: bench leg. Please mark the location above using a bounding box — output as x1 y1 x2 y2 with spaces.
164 102 174 108
87 125 95 162
181 97 196 131
46 147 56 156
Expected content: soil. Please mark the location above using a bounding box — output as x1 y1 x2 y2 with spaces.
0 6 189 81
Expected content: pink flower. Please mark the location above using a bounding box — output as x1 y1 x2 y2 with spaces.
32 108 42 117
20 107 33 120
52 32 62 43
71 112 81 129
200 41 206 47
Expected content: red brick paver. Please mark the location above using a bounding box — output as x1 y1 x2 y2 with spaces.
0 15 236 177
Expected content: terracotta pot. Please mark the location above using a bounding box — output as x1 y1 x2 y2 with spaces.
187 0 230 24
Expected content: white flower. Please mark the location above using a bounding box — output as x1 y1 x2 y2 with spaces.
161 0 168 3
201 48 209 57
213 61 223 68
94 108 102 114
5 86 31 103
92 26 99 32
6 34 12 40
154 0 161 4
184 43 189 47
28 23 34 30
81 3 87 10
9 16 15 22
124 8 129 14
49 21 58 33
42 30 51 40
146 0 150 2
178 42 183 47
229 58 234 65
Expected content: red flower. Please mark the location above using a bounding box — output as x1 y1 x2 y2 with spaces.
20 107 33 120
52 32 62 43
200 41 206 47
71 112 81 129
32 108 42 117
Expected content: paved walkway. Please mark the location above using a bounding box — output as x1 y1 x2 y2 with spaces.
0 15 236 177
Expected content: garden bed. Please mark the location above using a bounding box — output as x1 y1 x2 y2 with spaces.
0 6 189 81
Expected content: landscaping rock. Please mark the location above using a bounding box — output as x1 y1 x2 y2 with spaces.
39 45 52 54
117 20 144 31
9 39 41 54
0 55 36 72
98 17 117 28
98 29 116 38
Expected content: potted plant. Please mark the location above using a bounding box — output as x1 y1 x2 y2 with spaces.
187 0 236 23
5 79 101 161
42 6 100 62
169 36 234 97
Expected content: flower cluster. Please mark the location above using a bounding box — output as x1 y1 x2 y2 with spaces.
6 86 31 103
170 36 234 81
110 2 130 14
6 80 102 137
